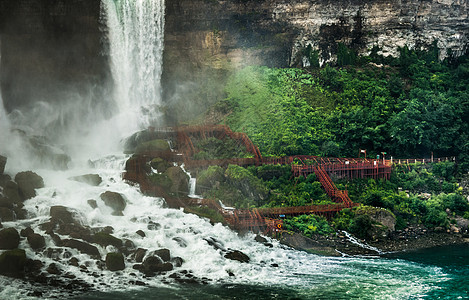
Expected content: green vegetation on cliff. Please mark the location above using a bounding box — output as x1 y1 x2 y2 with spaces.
218 47 469 171
196 45 469 237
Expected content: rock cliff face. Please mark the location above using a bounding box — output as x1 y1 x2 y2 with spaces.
0 0 108 112
0 0 468 115
164 0 469 69
163 0 469 121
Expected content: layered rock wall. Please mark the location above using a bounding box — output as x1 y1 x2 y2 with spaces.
0 0 468 114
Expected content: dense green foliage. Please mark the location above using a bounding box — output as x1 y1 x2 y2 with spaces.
196 45 469 236
283 214 334 237
336 162 469 229
221 47 469 171
196 164 331 209
193 137 252 160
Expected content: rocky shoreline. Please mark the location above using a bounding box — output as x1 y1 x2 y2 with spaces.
279 227 469 257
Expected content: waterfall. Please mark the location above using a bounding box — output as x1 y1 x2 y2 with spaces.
0 49 9 133
101 0 165 131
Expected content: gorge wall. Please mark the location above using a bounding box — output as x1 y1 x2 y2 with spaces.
0 0 468 120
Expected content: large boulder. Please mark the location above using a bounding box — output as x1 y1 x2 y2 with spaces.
91 232 123 248
27 233 46 250
0 249 26 278
154 248 171 262
150 157 171 173
106 253 125 271
50 206 76 224
355 206 396 232
69 174 102 186
0 174 11 188
0 227 20 249
44 206 91 239
164 166 189 195
142 255 173 274
100 191 126 215
0 207 15 222
135 139 170 154
224 250 250 263
3 181 21 203
14 171 44 200
62 239 100 258
0 155 6 174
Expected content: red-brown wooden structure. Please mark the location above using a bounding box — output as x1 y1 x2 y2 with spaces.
123 125 451 234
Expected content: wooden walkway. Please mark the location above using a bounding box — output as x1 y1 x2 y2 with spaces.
123 125 453 233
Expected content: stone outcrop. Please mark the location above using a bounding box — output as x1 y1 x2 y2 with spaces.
14 171 44 200
100 191 126 216
105 253 125 271
0 155 6 174
0 227 20 250
69 174 102 186
0 249 26 278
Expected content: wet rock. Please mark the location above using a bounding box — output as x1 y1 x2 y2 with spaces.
172 257 184 267
134 248 147 263
0 249 26 278
91 232 123 248
224 250 250 263
0 207 15 222
50 205 76 224
0 196 13 209
69 257 79 267
28 233 46 250
254 235 272 247
63 239 100 258
204 237 225 251
172 237 187 248
3 181 21 203
87 199 98 209
135 139 170 154
150 157 171 173
106 253 125 271
49 232 63 246
46 263 61 275
142 255 173 275
124 239 135 251
0 155 6 174
25 259 44 274
147 221 161 230
69 174 102 186
14 171 44 200
0 174 11 188
136 230 146 237
164 166 189 195
0 227 20 249
20 227 34 237
44 248 65 260
47 206 91 239
255 235 268 244
154 248 171 262
12 206 27 220
100 191 126 215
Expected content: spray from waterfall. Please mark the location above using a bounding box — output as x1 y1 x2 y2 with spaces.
101 0 165 132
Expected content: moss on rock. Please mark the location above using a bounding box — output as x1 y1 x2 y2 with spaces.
0 249 26 278
106 252 125 271
135 139 170 154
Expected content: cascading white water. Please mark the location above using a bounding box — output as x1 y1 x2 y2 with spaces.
0 2 452 299
0 44 9 133
101 0 165 131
